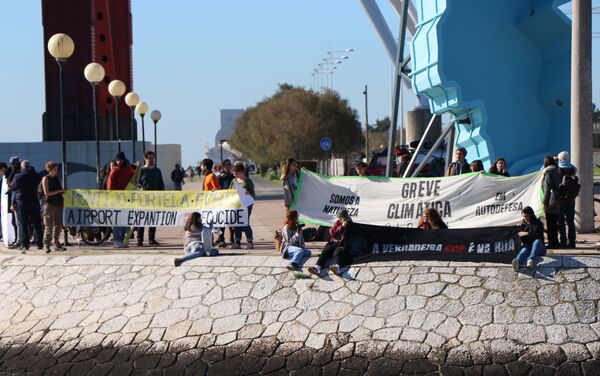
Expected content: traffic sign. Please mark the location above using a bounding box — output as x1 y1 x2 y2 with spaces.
320 137 332 151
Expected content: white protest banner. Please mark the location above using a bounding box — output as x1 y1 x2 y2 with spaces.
1 178 16 247
292 169 544 228
64 189 248 227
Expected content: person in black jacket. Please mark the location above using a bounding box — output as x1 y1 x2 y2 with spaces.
137 151 165 246
512 206 546 271
542 156 561 248
9 160 43 251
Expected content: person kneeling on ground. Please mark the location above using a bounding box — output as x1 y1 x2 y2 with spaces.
174 212 217 267
308 209 351 277
280 210 311 271
512 206 546 271
417 208 448 229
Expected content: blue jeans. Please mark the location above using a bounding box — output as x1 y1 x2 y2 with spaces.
235 205 253 243
112 227 127 243
285 245 311 267
558 201 576 246
516 239 547 264
179 242 218 262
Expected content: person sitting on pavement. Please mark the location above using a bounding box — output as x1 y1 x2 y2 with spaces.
470 160 484 172
489 157 510 177
230 162 255 250
9 160 43 251
417 208 448 229
137 151 164 247
107 152 138 249
512 206 546 271
447 147 471 176
41 161 66 253
174 212 217 267
279 210 311 271
308 209 351 277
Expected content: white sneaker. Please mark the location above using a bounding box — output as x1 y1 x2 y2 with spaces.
308 265 321 276
526 259 534 268
329 264 341 276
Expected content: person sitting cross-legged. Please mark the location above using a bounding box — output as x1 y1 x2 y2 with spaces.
512 206 546 271
308 209 351 277
279 210 311 271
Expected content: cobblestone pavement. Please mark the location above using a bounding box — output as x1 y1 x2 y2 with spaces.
2 254 600 375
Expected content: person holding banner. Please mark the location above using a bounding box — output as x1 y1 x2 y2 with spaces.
281 158 299 209
230 162 255 250
489 157 511 177
174 212 216 267
216 159 235 247
279 210 311 271
107 152 138 248
542 156 561 249
137 151 164 247
308 209 351 277
513 206 546 271
447 147 471 176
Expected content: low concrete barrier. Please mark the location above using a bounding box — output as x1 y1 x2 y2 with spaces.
1 254 600 375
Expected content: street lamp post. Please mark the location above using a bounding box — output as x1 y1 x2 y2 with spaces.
84 62 106 189
47 33 74 187
108 80 126 153
363 85 369 158
125 92 140 162
136 102 148 154
220 139 227 165
150 110 162 164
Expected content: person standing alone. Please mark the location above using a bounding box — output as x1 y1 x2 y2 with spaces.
137 151 164 247
171 164 185 191
41 161 65 252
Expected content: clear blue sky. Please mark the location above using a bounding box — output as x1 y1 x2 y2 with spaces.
0 1 598 167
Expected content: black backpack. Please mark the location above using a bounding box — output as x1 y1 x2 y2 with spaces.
559 174 580 201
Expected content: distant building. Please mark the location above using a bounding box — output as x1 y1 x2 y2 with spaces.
206 109 243 164
42 0 135 142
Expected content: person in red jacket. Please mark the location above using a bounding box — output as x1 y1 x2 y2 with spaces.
108 152 138 248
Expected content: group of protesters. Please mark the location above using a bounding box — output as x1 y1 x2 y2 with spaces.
270 148 581 276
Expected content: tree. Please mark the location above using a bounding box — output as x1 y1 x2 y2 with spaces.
229 85 364 164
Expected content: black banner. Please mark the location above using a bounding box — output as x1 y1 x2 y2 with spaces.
346 222 519 264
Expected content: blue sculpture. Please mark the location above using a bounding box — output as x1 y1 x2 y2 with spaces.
411 0 571 175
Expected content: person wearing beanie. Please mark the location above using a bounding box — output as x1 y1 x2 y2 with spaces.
308 209 352 277
447 147 472 176
556 151 578 248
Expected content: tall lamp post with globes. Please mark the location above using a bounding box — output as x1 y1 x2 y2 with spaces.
108 80 126 153
125 92 140 162
47 33 74 187
84 63 105 189
150 110 161 163
136 102 148 154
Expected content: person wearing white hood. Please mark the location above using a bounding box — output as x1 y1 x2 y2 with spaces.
556 151 579 248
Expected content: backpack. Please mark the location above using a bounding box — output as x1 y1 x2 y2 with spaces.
558 174 580 201
38 177 46 203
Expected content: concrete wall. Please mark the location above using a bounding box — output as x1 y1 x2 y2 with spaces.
1 254 600 374
0 142 181 190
